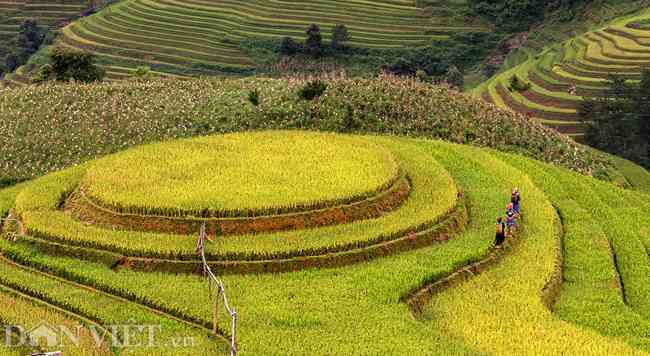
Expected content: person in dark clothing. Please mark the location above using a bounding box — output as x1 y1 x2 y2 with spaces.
495 216 506 247
511 188 521 216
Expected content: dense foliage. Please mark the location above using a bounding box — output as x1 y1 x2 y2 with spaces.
579 71 650 168
2 19 51 75
253 31 500 84
469 0 596 31
0 76 607 181
35 46 105 83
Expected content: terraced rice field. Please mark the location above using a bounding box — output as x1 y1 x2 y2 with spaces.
2 130 650 354
58 0 487 79
0 0 91 86
0 0 89 51
477 7 650 138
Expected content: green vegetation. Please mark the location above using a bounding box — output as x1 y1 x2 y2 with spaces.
0 0 91 84
612 156 650 193
499 151 650 350
578 70 650 169
35 45 105 83
55 0 489 79
0 288 111 355
0 255 228 355
0 76 607 183
476 6 650 138
82 132 400 217
3 2 650 350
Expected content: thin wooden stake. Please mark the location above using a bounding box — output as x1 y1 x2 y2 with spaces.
212 290 220 335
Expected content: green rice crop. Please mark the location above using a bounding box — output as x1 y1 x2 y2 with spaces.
0 288 112 355
0 256 228 355
498 151 650 351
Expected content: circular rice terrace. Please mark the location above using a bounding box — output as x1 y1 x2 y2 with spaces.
8 131 467 274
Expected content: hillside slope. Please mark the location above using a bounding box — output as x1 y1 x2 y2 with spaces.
0 0 92 86
0 76 607 181
477 5 650 138
56 0 488 79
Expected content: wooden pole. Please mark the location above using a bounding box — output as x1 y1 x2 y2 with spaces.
212 290 219 335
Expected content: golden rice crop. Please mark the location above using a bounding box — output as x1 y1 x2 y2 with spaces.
81 131 400 218
13 135 458 260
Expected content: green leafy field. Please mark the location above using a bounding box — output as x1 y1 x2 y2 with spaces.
0 76 607 182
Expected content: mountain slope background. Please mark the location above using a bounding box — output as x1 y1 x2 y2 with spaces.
5 0 650 84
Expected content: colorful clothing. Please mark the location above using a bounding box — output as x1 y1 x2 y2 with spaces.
506 212 516 228
511 193 521 214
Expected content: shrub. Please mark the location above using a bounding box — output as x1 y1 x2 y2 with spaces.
298 80 328 100
130 66 156 80
4 53 18 72
279 37 301 56
248 89 260 106
445 65 464 90
331 24 350 50
508 75 531 92
36 46 105 83
305 24 323 57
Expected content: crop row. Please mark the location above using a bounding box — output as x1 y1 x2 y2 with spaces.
5 139 630 354
0 285 110 355
59 0 487 76
478 13 650 137
0 255 228 354
501 152 650 351
12 138 459 262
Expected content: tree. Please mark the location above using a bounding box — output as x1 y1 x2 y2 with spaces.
579 73 650 167
35 46 105 83
445 65 464 89
15 19 43 63
131 66 156 80
5 53 18 73
385 57 416 76
331 24 350 50
279 36 300 56
305 24 323 57
4 19 46 73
